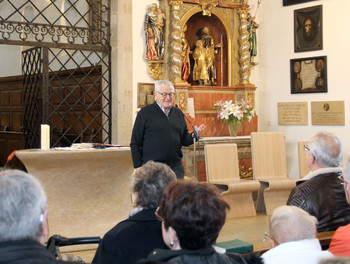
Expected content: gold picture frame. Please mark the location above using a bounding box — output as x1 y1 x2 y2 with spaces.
137 83 155 108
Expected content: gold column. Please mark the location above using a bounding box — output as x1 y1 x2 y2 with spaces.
237 7 252 86
169 0 183 84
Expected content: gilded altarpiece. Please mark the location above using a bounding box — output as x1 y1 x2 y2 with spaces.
157 0 258 179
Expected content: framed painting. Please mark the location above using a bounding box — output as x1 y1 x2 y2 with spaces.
294 5 322 52
283 0 318 6
290 56 327 94
137 83 155 108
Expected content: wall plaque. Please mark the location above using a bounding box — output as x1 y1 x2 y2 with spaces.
278 102 308 125
311 101 345 125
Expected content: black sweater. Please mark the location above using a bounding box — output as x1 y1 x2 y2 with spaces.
130 102 194 168
0 240 77 264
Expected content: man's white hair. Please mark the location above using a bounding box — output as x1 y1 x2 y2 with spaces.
0 169 47 242
270 205 317 245
155 80 175 92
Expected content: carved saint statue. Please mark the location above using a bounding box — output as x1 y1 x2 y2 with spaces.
193 39 209 85
144 4 165 61
247 13 259 66
193 26 222 85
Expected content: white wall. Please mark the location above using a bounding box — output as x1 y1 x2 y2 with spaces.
256 0 350 178
0 46 22 77
132 0 156 119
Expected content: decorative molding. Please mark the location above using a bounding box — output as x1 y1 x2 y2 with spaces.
147 61 164 80
169 0 183 84
0 21 107 46
237 7 252 86
198 0 219 16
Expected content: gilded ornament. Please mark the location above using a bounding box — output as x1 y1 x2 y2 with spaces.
198 0 219 17
169 0 183 84
147 61 164 80
237 7 252 85
179 93 187 109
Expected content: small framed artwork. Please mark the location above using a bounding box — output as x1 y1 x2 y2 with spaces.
137 82 155 108
294 5 322 52
290 56 327 94
283 0 318 6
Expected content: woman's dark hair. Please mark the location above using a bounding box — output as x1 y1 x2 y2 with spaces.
158 180 229 250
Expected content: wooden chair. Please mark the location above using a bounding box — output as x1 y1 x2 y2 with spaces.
204 143 261 218
298 141 310 178
251 132 298 215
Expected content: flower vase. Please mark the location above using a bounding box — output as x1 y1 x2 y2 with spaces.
228 122 239 137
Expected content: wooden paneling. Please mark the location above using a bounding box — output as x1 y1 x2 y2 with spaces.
0 132 24 166
0 66 103 163
0 75 24 132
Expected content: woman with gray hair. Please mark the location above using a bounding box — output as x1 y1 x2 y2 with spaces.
92 161 176 264
261 205 333 264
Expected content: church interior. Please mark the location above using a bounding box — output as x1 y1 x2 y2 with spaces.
0 0 349 262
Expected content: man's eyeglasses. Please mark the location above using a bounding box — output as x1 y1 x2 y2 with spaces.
156 91 175 98
304 144 316 160
338 174 348 186
155 207 164 222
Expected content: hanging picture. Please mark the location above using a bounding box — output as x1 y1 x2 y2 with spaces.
294 5 322 52
137 83 155 108
290 56 327 94
283 0 318 6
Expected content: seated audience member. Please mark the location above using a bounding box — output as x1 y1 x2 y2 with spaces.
92 161 176 264
329 156 350 256
138 180 263 264
287 131 350 232
0 169 77 264
261 205 333 264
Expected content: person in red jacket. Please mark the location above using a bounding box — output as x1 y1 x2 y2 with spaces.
328 156 350 256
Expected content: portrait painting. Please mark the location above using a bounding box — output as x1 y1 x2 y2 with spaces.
283 0 318 6
290 56 327 94
294 5 322 52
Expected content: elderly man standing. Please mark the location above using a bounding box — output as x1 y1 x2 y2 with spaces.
0 169 77 264
287 131 350 232
261 205 333 264
130 80 205 179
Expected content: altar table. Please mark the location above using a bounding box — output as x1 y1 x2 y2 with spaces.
15 147 135 240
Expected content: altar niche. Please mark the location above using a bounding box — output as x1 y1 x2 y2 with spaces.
184 12 228 87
